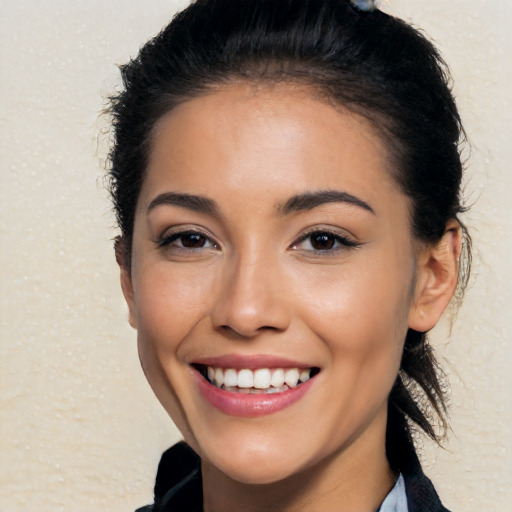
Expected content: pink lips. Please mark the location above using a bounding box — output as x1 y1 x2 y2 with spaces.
192 354 312 370
191 354 318 417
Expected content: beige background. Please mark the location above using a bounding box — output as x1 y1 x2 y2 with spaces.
1 1 510 510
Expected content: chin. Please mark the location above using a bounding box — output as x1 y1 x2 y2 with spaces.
229 463 295 486
197 433 315 486
217 459 300 486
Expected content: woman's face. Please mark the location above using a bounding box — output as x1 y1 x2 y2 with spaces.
123 84 420 484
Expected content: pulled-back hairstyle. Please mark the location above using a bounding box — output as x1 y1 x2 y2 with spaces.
107 0 470 470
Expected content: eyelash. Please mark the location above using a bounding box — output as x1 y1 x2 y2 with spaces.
156 228 360 255
157 229 218 251
290 229 360 254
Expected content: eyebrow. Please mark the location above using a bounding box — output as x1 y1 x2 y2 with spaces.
147 192 219 216
278 190 375 215
147 189 374 217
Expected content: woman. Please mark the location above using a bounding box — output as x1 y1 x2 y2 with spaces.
107 0 470 510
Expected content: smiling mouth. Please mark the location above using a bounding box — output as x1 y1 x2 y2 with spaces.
193 364 320 394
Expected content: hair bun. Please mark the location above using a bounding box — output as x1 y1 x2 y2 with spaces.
350 0 380 12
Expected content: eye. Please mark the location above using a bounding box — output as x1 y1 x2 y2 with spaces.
158 229 218 251
175 232 211 249
291 230 358 253
308 232 338 250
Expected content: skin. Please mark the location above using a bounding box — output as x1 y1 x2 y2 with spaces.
119 84 460 512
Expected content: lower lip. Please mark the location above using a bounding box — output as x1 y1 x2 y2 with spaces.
193 370 316 417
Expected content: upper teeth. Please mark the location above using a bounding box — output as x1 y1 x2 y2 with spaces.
206 367 312 390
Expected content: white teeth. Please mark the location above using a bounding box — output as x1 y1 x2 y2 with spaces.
253 368 271 389
214 367 224 387
238 369 254 388
204 365 315 392
284 368 299 387
299 368 311 383
266 385 289 393
270 368 285 388
224 368 238 388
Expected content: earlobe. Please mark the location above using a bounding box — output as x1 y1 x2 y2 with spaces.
408 220 461 333
115 236 138 330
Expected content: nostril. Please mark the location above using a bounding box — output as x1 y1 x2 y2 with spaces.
257 325 281 332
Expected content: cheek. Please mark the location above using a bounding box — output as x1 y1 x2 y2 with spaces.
132 262 216 415
293 265 410 436
132 263 219 438
134 262 216 352
293 259 411 381
296 256 410 332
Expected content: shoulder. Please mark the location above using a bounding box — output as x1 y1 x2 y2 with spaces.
135 442 202 512
402 460 451 512
390 430 452 512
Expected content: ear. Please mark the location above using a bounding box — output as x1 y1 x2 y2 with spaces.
408 220 462 332
115 236 138 329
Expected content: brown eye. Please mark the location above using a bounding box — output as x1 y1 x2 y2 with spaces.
309 232 336 250
290 229 358 254
158 230 217 251
181 233 208 248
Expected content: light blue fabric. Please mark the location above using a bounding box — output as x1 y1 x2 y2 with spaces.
350 0 379 11
379 474 408 512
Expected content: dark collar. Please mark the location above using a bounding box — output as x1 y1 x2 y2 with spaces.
138 442 450 512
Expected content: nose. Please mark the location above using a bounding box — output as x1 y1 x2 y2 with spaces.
210 252 291 338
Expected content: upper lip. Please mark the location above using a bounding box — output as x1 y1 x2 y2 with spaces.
191 354 316 370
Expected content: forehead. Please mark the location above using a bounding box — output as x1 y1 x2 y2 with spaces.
141 83 406 218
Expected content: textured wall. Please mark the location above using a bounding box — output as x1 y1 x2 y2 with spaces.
0 1 510 511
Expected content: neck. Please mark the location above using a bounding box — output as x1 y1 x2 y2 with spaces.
201 411 396 512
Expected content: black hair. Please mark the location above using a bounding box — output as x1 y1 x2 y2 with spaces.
107 0 470 469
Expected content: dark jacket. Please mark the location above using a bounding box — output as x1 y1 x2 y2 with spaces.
136 442 451 512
